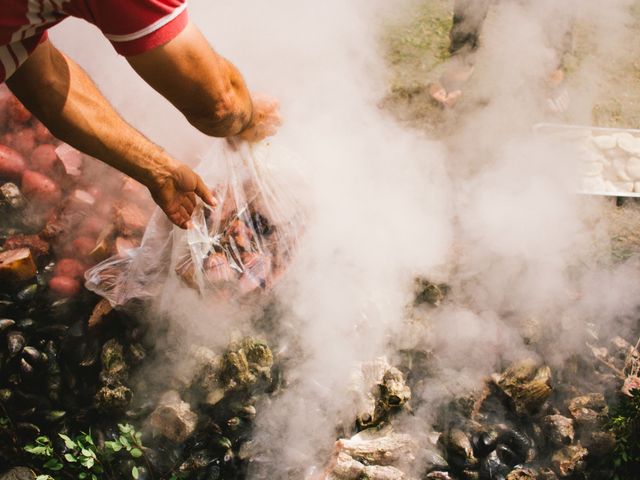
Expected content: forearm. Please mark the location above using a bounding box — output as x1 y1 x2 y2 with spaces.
126 22 253 138
182 56 253 136
7 40 176 189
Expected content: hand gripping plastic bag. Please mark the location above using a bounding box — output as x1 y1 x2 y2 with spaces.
85 141 305 307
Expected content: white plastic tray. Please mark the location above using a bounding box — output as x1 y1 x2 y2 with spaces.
534 122 640 198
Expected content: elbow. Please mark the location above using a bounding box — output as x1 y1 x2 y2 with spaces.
185 95 251 138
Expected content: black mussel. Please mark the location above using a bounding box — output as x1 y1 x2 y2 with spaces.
16 318 36 331
473 430 499 457
19 358 34 376
227 417 242 431
479 451 511 480
48 298 72 320
36 324 69 338
42 261 56 274
22 346 42 363
15 422 40 442
496 429 532 464
463 469 481 480
16 284 38 303
67 320 85 339
44 341 61 402
7 330 26 356
44 411 66 423
78 338 101 367
25 305 43 318
36 272 48 289
15 406 37 419
212 436 233 454
239 404 256 420
495 444 519 468
0 318 15 332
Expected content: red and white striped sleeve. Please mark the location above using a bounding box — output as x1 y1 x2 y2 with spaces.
72 0 189 56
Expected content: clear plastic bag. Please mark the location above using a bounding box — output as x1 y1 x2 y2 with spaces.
85 141 305 307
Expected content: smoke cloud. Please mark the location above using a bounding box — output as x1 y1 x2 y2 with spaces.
50 0 640 478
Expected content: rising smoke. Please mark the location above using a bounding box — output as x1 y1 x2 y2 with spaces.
50 0 640 478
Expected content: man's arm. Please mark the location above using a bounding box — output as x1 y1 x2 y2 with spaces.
126 21 280 141
7 39 215 229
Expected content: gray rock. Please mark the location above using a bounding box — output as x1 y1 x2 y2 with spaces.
0 467 35 480
541 415 575 448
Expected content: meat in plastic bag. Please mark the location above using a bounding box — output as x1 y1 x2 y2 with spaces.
85 141 305 306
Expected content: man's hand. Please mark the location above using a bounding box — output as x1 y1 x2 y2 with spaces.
8 39 215 230
230 94 282 145
148 162 216 229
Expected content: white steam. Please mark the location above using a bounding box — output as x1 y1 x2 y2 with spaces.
50 0 640 478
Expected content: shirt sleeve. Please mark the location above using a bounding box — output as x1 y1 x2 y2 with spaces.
79 0 189 56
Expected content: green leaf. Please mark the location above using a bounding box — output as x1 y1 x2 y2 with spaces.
58 433 77 449
119 436 131 448
118 424 133 434
84 434 94 446
130 447 143 458
35 476 53 480
91 475 98 480
104 440 122 452
134 431 142 444
80 448 95 458
64 452 77 462
43 458 63 471
131 466 139 480
24 445 47 455
79 473 87 479
109 442 123 452
80 456 95 469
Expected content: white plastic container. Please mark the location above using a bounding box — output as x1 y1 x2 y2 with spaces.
534 122 640 198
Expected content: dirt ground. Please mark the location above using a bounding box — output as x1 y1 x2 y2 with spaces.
382 0 640 259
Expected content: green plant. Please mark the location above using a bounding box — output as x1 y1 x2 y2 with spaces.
609 389 640 480
24 424 148 480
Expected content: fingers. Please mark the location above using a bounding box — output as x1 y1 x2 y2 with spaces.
184 191 197 212
168 209 189 229
195 174 216 207
169 203 192 229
